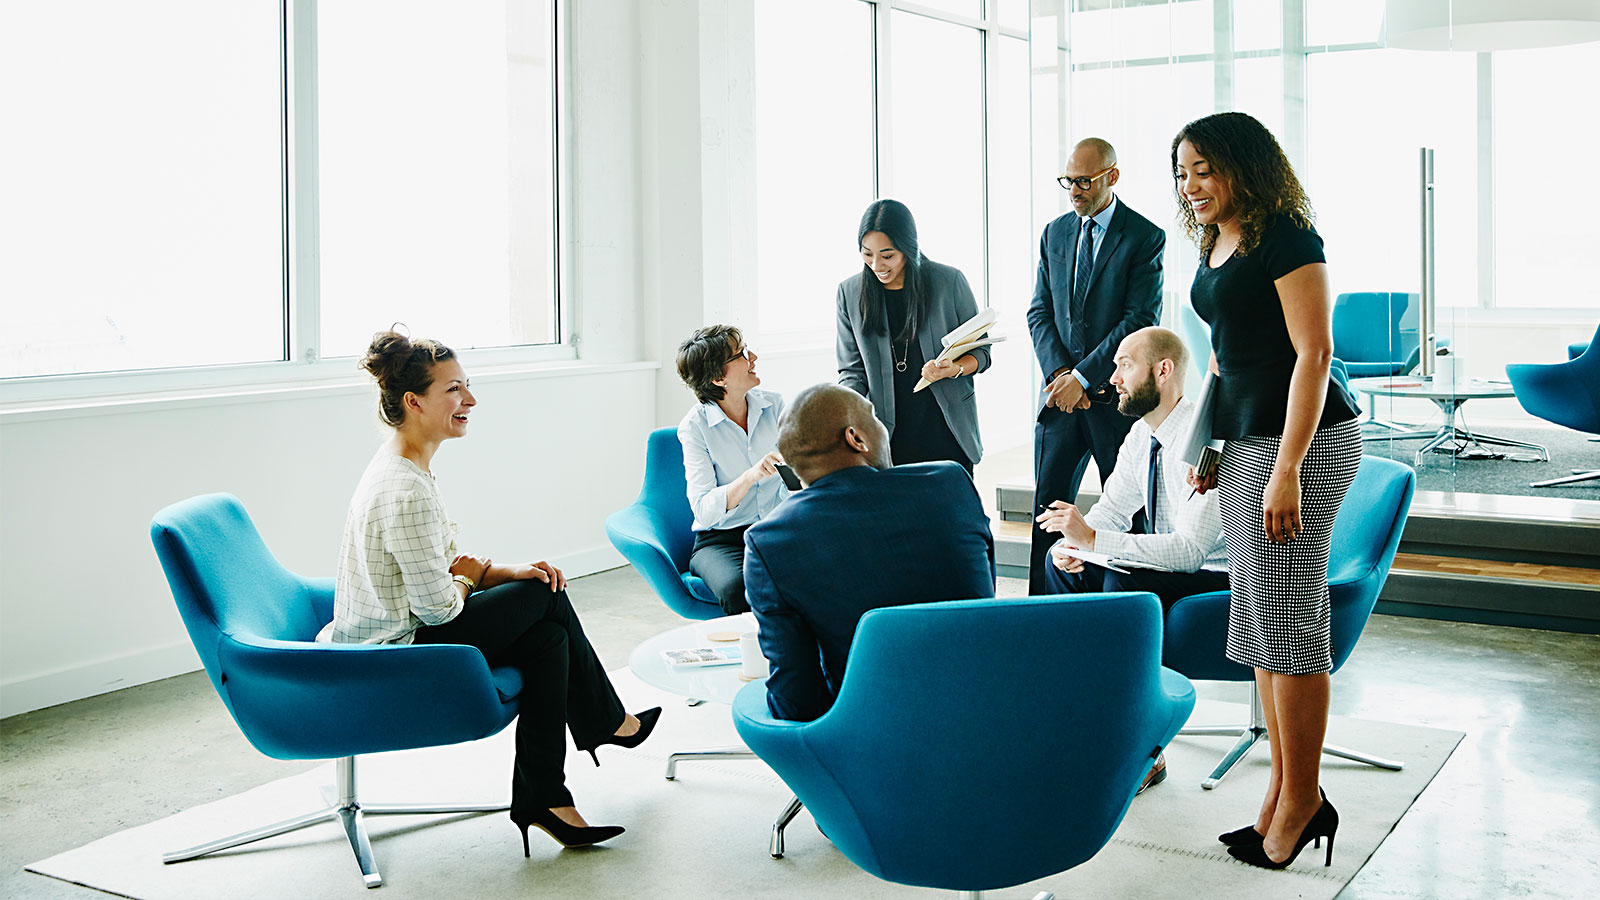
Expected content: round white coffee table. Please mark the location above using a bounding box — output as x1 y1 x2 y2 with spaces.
628 614 806 858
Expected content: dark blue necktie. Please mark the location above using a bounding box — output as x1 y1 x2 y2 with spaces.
1145 435 1162 535
1070 217 1094 357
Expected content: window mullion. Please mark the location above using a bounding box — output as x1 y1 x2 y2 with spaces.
287 0 322 364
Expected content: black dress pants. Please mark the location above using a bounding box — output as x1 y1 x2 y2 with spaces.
415 580 625 811
1040 556 1231 614
690 526 750 615
1031 403 1136 594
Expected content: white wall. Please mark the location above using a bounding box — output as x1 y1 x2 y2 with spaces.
0 0 669 718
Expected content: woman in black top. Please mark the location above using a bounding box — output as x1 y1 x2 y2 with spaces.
835 199 990 472
1173 112 1362 871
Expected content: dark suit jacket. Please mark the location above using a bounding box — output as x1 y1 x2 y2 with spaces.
837 260 992 464
1027 199 1165 415
743 462 996 721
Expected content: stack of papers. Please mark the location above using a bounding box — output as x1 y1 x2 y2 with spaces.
914 308 1005 392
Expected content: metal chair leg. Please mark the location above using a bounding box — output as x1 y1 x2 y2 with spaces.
664 746 758 780
769 794 805 859
1180 685 1407 789
163 756 507 889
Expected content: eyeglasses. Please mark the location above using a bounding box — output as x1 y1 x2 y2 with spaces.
1057 164 1117 191
723 345 753 367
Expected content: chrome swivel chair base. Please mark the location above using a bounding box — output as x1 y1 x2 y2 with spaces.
1180 685 1404 790
663 745 805 859
163 756 506 889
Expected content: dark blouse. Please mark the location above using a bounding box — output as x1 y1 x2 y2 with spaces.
885 287 970 468
1191 215 1360 439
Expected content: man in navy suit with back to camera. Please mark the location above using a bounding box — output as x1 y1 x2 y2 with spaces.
1028 137 1166 594
743 384 995 722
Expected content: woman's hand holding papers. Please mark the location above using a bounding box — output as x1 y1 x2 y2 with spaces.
1185 463 1216 496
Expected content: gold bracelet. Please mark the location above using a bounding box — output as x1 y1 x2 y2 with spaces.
452 574 475 594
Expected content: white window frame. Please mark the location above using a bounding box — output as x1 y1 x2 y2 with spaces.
0 0 574 410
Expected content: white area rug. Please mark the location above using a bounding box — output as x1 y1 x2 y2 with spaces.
28 671 1461 899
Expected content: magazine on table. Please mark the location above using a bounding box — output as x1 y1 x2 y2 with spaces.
661 646 744 668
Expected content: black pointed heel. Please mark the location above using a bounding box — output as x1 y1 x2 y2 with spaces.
1227 791 1339 870
511 807 625 853
579 707 663 767
1218 824 1265 847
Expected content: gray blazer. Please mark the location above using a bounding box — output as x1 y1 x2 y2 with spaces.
835 260 992 465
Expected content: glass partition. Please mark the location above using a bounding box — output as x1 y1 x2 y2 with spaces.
1030 0 1600 506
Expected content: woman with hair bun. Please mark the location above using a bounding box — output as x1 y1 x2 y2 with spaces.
836 198 990 472
323 328 660 855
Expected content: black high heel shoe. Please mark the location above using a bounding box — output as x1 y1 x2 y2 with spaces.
511 807 625 855
1218 824 1265 847
1228 790 1338 870
580 706 663 766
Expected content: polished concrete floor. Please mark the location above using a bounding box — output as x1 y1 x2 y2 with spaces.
2 566 1597 899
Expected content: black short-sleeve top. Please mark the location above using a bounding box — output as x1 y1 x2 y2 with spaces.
1190 215 1360 439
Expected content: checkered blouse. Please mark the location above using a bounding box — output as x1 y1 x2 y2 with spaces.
324 451 464 644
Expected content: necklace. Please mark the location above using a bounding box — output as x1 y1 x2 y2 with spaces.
891 292 916 373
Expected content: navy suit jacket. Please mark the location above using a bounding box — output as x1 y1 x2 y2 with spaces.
743 462 996 722
1027 199 1165 414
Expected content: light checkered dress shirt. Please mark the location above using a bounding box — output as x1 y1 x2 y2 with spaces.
1059 394 1229 573
323 452 464 644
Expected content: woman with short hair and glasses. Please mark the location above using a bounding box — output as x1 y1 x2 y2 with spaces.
836 199 990 473
675 324 790 615
1173 112 1362 871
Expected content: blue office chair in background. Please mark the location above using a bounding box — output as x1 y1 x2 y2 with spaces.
151 494 522 888
733 594 1195 899
1162 456 1416 789
1506 323 1600 487
1332 291 1424 378
606 427 723 620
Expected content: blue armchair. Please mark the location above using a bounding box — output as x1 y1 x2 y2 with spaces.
733 594 1195 898
1162 456 1416 788
1332 291 1427 378
606 427 722 619
1507 322 1600 487
151 494 521 888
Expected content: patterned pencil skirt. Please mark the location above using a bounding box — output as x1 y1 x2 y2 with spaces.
1217 419 1362 675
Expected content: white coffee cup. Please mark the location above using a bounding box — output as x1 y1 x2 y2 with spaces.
1433 352 1460 385
739 632 768 679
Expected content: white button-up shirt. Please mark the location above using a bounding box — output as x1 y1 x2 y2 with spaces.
1061 393 1228 572
678 388 790 532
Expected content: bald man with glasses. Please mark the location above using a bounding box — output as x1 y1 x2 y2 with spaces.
1027 137 1166 595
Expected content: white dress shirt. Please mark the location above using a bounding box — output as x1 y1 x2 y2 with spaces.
678 387 790 532
1070 195 1120 390
321 452 464 644
1063 393 1228 572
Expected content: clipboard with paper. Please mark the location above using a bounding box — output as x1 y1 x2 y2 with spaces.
1177 371 1225 481
913 308 1005 392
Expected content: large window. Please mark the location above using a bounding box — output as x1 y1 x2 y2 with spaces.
752 0 874 336
0 1 283 379
1 0 561 383
318 0 557 357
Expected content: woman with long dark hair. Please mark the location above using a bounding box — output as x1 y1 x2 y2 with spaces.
1173 112 1362 871
326 329 662 856
835 199 989 471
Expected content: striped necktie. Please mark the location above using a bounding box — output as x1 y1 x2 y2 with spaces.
1070 217 1095 356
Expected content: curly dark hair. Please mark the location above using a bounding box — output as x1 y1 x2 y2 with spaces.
1170 112 1314 259
676 324 744 405
360 326 456 427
